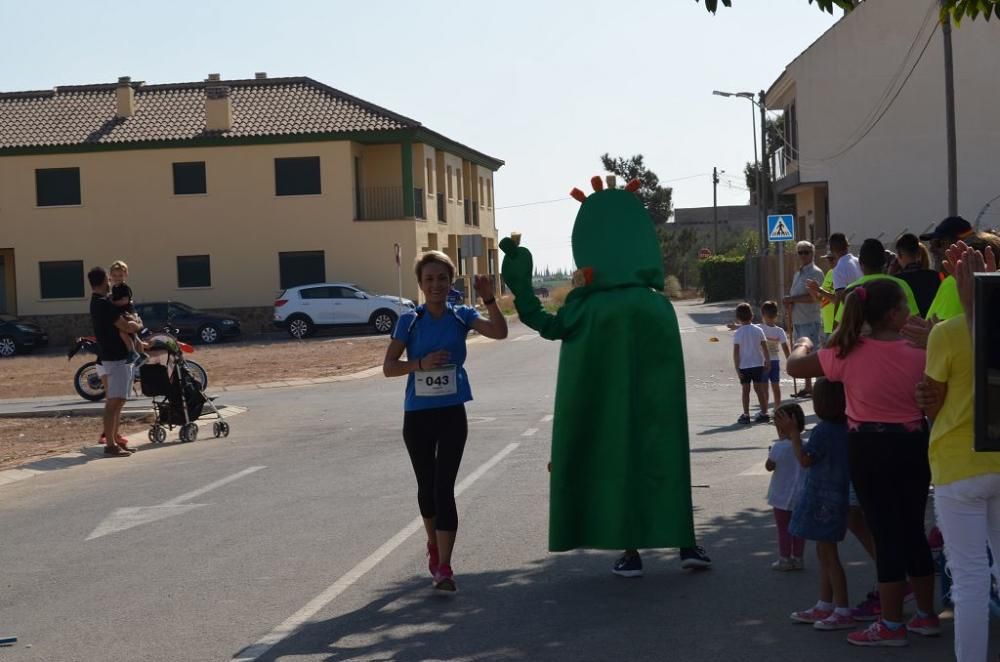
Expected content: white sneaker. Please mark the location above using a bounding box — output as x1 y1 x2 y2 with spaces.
771 557 794 571
789 557 805 571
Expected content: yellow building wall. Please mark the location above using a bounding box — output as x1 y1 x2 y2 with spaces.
0 140 431 314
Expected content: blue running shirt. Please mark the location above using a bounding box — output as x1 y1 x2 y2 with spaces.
392 304 480 412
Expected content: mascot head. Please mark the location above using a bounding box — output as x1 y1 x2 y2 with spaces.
568 176 664 291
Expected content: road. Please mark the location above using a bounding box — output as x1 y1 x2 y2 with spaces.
0 300 971 661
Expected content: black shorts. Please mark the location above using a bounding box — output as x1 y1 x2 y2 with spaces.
739 367 766 385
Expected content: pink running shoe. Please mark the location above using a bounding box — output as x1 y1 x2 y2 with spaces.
427 542 439 577
906 613 942 636
790 606 832 624
814 612 856 631
847 621 908 647
433 564 456 592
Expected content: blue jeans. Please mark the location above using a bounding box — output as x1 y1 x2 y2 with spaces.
793 322 823 348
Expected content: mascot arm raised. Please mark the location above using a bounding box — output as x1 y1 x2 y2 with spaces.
499 237 568 341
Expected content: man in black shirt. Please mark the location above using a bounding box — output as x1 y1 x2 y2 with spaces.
895 233 941 318
88 266 142 456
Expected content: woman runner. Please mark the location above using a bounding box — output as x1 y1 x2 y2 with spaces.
383 250 508 591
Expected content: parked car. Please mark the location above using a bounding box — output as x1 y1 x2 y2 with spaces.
0 314 49 357
133 301 241 345
274 283 415 339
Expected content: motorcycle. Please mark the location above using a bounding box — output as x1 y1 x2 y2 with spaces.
67 331 208 402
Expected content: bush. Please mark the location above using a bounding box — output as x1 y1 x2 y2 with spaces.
664 275 683 299
699 256 745 303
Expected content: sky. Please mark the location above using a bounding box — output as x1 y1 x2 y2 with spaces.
1 0 838 272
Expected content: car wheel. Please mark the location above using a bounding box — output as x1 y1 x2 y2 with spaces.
0 336 16 358
370 309 397 335
287 315 315 339
198 324 220 344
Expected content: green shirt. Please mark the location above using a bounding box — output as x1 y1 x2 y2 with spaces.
820 270 836 334
833 274 921 323
926 275 963 321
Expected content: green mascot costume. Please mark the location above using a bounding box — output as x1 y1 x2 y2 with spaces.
500 177 699 570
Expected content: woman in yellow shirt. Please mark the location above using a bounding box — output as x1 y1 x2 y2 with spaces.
918 241 1000 662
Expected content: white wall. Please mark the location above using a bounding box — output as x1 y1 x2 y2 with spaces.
789 0 1000 240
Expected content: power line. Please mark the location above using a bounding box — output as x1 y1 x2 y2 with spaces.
800 8 939 164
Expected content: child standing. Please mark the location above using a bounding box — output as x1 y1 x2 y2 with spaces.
787 379 855 630
766 402 806 571
109 260 147 367
733 303 770 425
760 301 791 411
788 278 938 647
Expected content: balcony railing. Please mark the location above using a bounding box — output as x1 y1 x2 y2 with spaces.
355 186 404 220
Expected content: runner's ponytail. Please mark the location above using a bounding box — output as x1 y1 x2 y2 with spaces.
827 279 905 359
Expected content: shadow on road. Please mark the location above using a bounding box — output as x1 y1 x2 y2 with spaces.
246 506 954 662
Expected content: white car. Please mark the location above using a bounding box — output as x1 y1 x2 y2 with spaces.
274 283 414 339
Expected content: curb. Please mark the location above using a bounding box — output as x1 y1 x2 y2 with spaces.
0 405 248 489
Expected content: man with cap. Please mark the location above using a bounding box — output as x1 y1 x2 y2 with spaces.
783 241 824 397
923 216 974 321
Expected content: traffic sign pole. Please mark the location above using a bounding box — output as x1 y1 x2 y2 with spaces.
394 243 403 313
767 214 795 315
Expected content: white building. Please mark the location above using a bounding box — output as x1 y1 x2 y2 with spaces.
766 0 1000 247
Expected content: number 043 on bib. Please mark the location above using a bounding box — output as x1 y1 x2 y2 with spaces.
414 365 458 397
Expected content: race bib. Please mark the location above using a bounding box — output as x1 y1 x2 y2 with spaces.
414 365 458 397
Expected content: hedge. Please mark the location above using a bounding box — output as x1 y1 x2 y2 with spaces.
699 256 745 303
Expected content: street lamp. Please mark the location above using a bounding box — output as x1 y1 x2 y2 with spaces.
714 90 763 256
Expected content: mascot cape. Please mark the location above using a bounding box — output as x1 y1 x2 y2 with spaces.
500 178 695 552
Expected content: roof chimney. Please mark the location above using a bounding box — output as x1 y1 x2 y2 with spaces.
205 85 232 132
206 73 221 82
115 76 135 118
254 72 267 80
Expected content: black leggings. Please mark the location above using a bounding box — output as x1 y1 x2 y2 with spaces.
849 423 935 583
402 404 468 532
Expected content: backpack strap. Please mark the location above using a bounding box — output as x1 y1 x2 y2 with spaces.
405 304 468 337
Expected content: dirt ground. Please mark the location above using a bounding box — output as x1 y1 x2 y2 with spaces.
0 335 388 400
0 335 388 470
0 417 150 471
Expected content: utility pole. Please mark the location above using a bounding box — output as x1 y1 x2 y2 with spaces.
941 1 958 217
759 90 769 257
712 166 720 253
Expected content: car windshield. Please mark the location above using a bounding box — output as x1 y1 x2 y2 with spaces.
170 302 196 314
350 284 377 295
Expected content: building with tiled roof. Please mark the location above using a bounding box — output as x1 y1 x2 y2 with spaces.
0 74 503 345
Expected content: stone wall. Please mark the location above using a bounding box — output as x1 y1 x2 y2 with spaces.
20 306 276 350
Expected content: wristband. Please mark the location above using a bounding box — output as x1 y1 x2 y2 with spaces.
483 297 496 306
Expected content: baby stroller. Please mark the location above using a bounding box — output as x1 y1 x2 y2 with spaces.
139 334 229 443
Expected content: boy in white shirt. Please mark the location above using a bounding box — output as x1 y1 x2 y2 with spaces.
760 301 791 411
733 302 771 424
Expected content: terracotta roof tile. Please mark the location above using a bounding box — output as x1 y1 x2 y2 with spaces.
0 77 418 149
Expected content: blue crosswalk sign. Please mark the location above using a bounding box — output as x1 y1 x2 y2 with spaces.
767 214 795 242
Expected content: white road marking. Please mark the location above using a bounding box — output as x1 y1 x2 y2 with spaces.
522 428 539 437
232 443 520 661
513 334 539 342
738 462 771 476
87 466 265 540
541 415 553 423
467 416 498 425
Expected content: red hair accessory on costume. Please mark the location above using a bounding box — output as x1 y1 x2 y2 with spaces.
570 188 588 203
625 179 642 193
855 286 868 301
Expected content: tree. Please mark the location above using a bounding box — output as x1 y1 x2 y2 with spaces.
697 0 1000 23
657 225 700 288
600 153 673 224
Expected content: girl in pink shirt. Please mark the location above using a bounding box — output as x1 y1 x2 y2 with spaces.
788 278 938 647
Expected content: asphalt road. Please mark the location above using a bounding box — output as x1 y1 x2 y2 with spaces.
0 300 982 661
